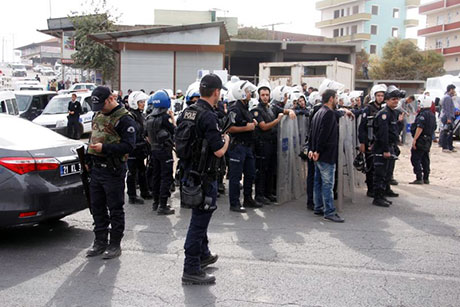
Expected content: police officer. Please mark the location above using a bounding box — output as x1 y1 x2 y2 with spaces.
227 80 261 212
182 73 230 284
358 84 387 198
145 90 176 215
67 93 82 139
251 83 283 204
216 97 228 195
410 95 436 184
271 85 297 119
372 86 402 207
86 86 136 259
126 91 151 204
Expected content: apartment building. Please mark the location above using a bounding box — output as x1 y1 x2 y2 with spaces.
418 0 460 75
316 0 420 56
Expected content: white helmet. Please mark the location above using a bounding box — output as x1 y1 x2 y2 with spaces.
318 79 345 96
308 91 320 104
232 80 257 101
128 91 149 110
419 95 432 109
272 85 290 102
257 79 271 94
370 84 387 101
339 93 351 107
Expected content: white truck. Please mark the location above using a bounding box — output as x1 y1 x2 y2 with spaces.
259 60 354 91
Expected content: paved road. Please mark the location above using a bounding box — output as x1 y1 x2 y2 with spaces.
1 146 460 307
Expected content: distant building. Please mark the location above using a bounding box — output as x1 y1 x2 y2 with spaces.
15 38 61 64
154 9 238 36
315 0 420 56
418 0 460 75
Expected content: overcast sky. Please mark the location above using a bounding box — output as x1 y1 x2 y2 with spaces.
1 0 433 61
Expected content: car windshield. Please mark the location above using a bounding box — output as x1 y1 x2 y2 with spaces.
43 96 80 114
15 95 32 111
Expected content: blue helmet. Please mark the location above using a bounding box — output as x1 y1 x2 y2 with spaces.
186 91 200 102
148 90 171 108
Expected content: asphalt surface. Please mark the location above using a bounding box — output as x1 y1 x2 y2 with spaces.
1 145 460 307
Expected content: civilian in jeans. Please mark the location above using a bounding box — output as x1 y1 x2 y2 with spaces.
439 84 457 153
308 89 344 223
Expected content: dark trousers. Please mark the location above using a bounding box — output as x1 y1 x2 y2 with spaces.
373 154 389 197
440 129 453 150
89 165 127 244
365 152 374 192
228 144 256 207
126 157 148 198
411 149 430 180
255 140 276 198
306 158 315 207
67 119 80 139
184 181 217 274
150 149 174 202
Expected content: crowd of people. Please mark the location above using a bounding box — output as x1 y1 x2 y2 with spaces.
81 75 457 285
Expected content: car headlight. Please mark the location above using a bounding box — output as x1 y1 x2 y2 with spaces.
56 119 67 128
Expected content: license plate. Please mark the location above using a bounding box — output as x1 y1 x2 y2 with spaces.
60 162 81 177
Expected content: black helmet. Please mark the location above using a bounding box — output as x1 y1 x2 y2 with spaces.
384 85 406 100
353 152 366 173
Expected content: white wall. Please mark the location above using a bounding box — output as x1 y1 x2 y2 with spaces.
118 27 220 46
176 52 223 92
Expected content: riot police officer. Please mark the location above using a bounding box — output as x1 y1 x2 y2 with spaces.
410 95 436 184
126 91 151 204
372 86 402 207
181 73 230 284
251 83 283 204
227 80 261 212
86 86 136 259
145 90 176 215
358 84 387 198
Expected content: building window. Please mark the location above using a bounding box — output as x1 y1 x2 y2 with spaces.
351 25 358 34
347 7 350 16
340 28 344 36
393 8 400 18
304 66 327 76
370 45 377 54
392 27 399 37
437 15 444 25
270 67 291 76
333 29 340 37
446 37 450 47
456 57 458 62
372 5 379 15
341 9 345 17
436 39 443 49
334 10 340 19
371 25 378 35
353 5 359 14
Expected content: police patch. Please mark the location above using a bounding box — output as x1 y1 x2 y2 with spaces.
382 114 387 120
420 116 425 121
184 110 197 120
254 111 259 117
363 113 367 118
127 126 135 133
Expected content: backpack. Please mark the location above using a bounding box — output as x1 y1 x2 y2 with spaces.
174 104 205 161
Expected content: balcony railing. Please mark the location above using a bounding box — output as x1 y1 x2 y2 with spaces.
405 19 419 28
316 0 358 10
316 13 372 28
406 0 420 9
418 22 460 36
334 33 371 43
419 0 460 14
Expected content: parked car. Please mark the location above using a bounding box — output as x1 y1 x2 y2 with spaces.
0 114 87 227
15 91 57 121
0 91 19 116
41 68 56 77
58 83 96 95
11 64 27 77
13 80 46 91
33 91 94 138
33 65 46 73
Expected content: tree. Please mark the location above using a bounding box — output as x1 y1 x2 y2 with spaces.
235 27 271 40
369 38 445 80
69 0 118 82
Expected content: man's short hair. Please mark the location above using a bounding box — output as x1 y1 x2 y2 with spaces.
322 89 337 104
408 95 415 101
200 86 216 98
301 82 307 86
71 93 77 97
447 84 456 92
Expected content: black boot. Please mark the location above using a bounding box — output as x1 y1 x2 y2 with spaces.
182 270 216 285
152 197 159 211
423 177 430 184
243 196 263 208
141 191 153 200
373 192 389 207
255 195 270 205
218 182 225 194
102 242 122 259
409 179 423 185
129 196 144 205
86 232 108 257
385 188 399 197
157 199 175 215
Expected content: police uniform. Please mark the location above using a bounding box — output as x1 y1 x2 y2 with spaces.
228 100 259 211
146 107 175 214
252 101 278 203
126 108 150 203
358 101 382 196
215 100 227 194
67 98 82 140
183 98 225 282
372 105 399 205
410 108 436 183
86 86 136 259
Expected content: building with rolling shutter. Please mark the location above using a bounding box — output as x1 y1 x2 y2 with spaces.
89 22 228 93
